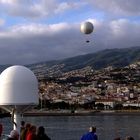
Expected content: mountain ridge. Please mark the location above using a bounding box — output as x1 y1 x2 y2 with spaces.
28 46 140 72
0 46 140 75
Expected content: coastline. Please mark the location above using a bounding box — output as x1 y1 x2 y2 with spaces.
23 110 140 116
23 110 98 116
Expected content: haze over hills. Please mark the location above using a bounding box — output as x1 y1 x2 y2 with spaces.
0 46 140 76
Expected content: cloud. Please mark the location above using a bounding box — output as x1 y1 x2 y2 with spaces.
0 0 86 19
0 0 17 4
0 18 140 64
1 0 140 19
0 0 44 18
0 18 5 26
55 1 86 14
88 0 140 16
0 0 140 64
0 22 80 64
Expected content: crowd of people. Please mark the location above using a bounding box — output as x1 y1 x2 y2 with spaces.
0 121 51 140
0 122 136 140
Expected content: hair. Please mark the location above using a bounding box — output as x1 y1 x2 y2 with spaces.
125 136 134 140
114 137 121 140
25 123 31 129
37 126 45 134
10 130 19 139
89 126 96 132
29 125 36 133
21 121 25 126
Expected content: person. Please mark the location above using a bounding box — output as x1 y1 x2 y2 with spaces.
37 126 51 140
20 121 25 140
114 137 121 140
7 130 19 140
81 126 98 140
26 125 37 140
125 136 134 140
0 123 3 139
20 123 31 140
20 121 25 133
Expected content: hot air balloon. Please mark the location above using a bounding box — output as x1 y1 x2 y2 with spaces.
80 21 94 43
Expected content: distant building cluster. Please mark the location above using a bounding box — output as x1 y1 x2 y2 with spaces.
33 62 140 109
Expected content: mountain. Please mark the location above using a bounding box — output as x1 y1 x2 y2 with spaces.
0 46 140 76
27 46 140 75
0 65 12 73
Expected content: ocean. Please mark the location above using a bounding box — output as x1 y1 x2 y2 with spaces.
1 113 140 140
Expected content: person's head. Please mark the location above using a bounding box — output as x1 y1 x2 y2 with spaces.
25 123 31 130
125 136 134 140
89 126 96 133
21 121 25 127
114 137 121 140
29 125 36 134
37 126 45 134
9 130 19 140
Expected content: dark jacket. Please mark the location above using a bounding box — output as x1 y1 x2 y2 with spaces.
81 132 98 140
37 133 51 140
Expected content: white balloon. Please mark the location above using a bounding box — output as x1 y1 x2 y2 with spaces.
81 21 94 34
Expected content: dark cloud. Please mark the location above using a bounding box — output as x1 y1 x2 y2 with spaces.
0 19 139 64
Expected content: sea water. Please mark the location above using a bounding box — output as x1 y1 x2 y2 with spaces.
1 114 140 140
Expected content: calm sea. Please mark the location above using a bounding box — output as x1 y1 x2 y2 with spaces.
1 114 140 140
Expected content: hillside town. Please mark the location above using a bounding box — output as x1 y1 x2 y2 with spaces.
33 61 140 110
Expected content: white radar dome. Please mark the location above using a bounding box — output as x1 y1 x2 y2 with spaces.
0 65 39 105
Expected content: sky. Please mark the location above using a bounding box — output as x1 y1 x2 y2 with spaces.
0 0 140 65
